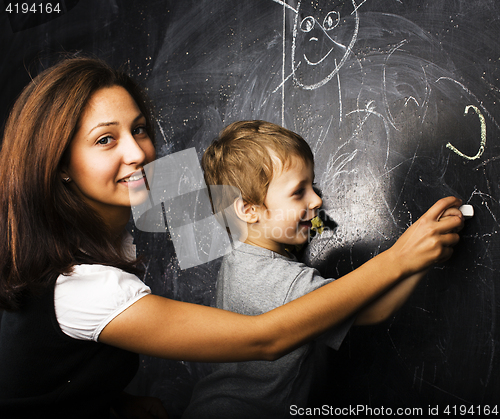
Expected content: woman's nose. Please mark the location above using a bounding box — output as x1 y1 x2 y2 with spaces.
122 135 147 165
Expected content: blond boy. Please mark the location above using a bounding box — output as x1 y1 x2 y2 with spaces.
183 121 463 418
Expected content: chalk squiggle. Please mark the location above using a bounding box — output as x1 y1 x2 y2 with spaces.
446 105 486 161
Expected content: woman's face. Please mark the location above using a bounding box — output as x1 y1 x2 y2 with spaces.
63 85 156 228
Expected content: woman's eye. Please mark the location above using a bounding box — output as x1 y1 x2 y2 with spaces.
133 125 148 136
96 136 113 146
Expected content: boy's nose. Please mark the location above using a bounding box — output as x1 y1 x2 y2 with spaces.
309 191 323 210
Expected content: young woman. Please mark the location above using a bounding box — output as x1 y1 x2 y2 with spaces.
0 57 464 418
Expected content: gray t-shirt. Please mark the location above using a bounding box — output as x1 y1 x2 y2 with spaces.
183 243 352 419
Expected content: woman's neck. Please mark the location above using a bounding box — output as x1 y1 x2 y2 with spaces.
101 208 132 249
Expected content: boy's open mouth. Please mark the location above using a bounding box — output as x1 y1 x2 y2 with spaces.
299 219 313 229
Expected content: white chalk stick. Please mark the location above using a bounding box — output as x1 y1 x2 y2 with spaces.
459 204 474 219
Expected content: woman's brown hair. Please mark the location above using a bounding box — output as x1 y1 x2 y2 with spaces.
0 57 155 311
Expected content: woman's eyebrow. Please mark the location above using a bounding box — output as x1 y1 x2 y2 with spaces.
88 121 118 135
87 113 144 135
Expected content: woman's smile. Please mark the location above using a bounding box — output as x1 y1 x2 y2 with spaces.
118 169 148 188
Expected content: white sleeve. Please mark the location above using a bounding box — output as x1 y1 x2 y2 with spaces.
54 264 151 342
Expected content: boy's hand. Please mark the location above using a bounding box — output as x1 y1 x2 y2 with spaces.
390 196 464 276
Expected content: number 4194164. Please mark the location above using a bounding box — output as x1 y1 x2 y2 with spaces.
444 405 498 416
6 3 61 13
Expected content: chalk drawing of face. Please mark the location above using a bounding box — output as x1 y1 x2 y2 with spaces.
291 0 364 90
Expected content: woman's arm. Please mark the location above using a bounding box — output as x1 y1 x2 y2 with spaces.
353 270 427 325
99 197 463 362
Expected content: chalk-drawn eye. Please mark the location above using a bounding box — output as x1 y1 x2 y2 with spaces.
300 16 315 32
323 11 340 31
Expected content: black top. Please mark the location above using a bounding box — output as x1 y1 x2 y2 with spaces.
0 280 139 418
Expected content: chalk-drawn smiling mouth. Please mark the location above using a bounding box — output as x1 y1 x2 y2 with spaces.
303 36 347 66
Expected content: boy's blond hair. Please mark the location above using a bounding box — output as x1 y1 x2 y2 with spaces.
202 120 314 213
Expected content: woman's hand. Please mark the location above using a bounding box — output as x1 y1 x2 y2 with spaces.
439 205 466 233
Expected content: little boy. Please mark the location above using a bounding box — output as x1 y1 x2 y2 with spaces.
183 120 462 418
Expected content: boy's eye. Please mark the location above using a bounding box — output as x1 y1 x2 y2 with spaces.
293 188 305 197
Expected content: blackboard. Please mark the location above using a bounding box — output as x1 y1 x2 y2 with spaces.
2 0 500 416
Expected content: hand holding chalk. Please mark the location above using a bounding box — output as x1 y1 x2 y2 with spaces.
459 204 474 219
437 202 470 233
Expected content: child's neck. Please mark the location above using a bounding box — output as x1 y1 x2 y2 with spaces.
243 237 289 257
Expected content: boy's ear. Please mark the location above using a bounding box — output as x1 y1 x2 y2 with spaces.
233 198 260 224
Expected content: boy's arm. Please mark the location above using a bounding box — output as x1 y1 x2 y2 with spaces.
353 206 464 325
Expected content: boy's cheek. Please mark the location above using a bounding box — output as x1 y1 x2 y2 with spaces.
273 209 286 221
283 226 308 241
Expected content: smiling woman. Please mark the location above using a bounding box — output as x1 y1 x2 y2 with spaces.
62 85 156 238
0 57 464 419
0 58 154 305
0 57 163 417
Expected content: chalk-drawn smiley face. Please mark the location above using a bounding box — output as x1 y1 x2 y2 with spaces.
292 0 362 90
299 10 341 65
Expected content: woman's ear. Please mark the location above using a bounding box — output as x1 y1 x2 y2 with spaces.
233 198 260 224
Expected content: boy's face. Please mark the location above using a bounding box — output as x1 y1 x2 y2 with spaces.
246 155 322 255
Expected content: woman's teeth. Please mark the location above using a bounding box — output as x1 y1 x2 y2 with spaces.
122 173 143 182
